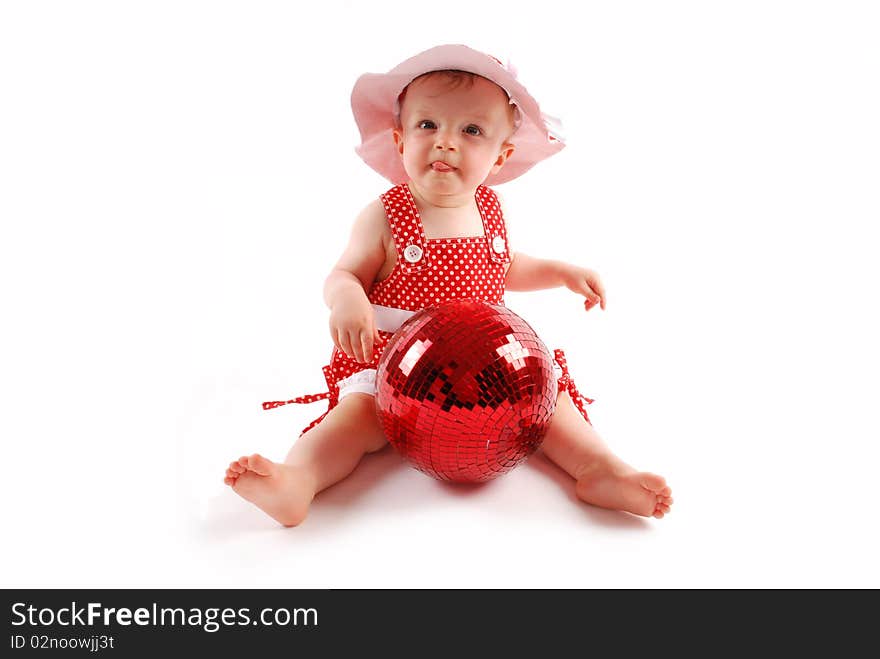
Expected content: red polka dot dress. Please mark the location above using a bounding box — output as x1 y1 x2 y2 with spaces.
263 183 592 434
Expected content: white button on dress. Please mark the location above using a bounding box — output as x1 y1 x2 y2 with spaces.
403 244 423 263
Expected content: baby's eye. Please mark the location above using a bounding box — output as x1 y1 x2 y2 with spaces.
464 125 482 136
418 120 437 129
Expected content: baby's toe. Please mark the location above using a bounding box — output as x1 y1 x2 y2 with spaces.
639 473 667 493
246 453 274 476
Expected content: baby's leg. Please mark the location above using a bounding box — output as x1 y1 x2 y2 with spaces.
224 393 387 527
540 392 673 518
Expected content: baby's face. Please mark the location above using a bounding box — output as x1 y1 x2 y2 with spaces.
393 74 515 199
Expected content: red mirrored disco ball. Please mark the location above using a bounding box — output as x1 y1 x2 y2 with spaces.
375 299 558 483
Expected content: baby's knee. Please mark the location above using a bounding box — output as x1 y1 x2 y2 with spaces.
337 393 388 453
364 433 389 454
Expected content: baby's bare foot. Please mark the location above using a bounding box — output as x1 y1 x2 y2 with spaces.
224 454 316 527
575 466 673 518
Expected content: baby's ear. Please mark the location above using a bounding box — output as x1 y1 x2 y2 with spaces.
492 143 515 172
393 129 405 157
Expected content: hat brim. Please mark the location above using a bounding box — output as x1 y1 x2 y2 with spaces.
351 44 564 186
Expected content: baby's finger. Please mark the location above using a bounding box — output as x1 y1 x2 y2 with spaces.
593 283 607 310
360 328 374 364
581 289 601 310
338 331 354 360
347 329 364 363
584 272 606 309
584 293 604 311
574 280 602 307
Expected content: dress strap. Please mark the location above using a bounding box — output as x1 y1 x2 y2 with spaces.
380 183 430 273
261 391 330 410
476 185 511 265
553 349 594 424
261 365 340 436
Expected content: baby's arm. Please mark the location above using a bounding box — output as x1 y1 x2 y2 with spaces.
505 253 605 310
323 200 391 363
499 194 605 311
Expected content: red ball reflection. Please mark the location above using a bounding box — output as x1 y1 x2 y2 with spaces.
375 299 558 483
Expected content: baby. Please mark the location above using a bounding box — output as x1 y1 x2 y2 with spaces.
224 45 672 526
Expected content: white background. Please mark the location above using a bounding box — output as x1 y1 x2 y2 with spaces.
2 1 878 588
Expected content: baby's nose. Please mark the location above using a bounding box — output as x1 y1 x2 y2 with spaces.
434 131 458 151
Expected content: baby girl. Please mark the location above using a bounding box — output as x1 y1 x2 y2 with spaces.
224 44 673 526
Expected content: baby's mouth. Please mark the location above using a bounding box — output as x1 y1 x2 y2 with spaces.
431 161 455 173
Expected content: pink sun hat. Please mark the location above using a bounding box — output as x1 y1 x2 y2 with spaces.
351 44 565 186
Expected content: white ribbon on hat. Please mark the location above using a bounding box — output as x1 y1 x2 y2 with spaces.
542 112 565 142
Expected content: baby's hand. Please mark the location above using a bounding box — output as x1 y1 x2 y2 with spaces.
562 266 606 312
328 294 382 363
